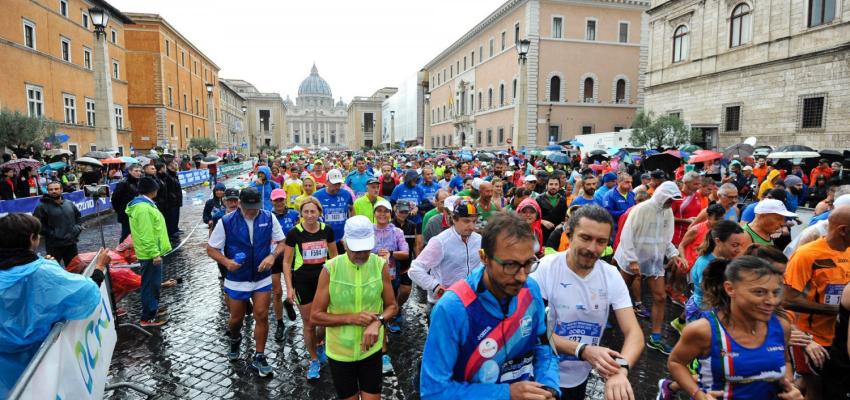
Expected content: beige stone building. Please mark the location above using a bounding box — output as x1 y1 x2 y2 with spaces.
424 0 648 150
644 0 850 150
284 64 347 151
347 87 397 150
218 78 246 152
220 79 286 154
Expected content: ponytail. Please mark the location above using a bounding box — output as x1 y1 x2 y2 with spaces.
699 220 744 257
701 255 784 322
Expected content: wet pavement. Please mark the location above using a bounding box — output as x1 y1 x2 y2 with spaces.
70 182 812 400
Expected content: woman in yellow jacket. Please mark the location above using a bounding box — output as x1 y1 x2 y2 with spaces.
757 169 783 200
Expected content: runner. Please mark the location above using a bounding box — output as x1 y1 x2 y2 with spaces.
313 169 354 255
270 188 300 342
371 199 409 373
743 199 796 247
352 177 383 223
390 201 419 330
390 169 426 227
283 165 304 209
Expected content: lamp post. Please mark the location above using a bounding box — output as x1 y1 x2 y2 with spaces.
88 7 118 152
513 39 531 151
240 105 246 153
390 110 395 150
205 83 216 148
424 92 431 149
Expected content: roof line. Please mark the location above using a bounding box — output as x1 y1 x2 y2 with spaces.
123 12 220 70
90 0 134 24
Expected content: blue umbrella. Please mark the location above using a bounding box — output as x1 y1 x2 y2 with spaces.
546 152 570 164
53 132 70 143
545 144 562 151
120 156 139 164
39 161 67 173
607 147 622 156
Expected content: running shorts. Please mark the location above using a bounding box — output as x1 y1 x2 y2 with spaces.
328 351 382 398
292 263 323 305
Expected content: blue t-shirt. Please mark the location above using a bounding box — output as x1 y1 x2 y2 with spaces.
273 209 300 237
690 253 716 307
312 188 353 242
390 184 426 224
570 196 600 207
809 211 830 226
345 170 374 197
448 176 464 193
740 202 757 223
418 181 440 204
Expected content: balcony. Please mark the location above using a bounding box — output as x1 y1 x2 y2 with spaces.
453 114 473 126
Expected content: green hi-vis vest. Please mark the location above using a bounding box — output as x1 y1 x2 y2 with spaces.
325 253 385 362
293 222 328 271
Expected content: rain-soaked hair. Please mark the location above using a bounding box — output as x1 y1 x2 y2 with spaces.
0 213 41 250
701 255 785 322
699 219 744 256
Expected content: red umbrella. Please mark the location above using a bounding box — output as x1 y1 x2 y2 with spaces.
688 151 723 164
0 158 41 174
101 158 125 165
589 164 607 172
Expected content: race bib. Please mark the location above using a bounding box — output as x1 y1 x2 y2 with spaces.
325 211 346 222
825 284 846 305
301 240 328 264
554 321 602 361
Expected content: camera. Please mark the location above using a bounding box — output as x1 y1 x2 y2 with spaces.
84 184 110 198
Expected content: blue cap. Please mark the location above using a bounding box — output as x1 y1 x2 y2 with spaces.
602 172 617 183
213 183 226 192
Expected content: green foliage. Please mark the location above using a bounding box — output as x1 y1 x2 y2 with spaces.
188 137 217 155
0 108 58 153
629 110 699 149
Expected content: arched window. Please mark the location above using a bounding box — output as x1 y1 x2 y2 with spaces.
673 25 689 62
549 76 561 102
730 3 752 47
488 88 493 108
512 79 517 99
583 78 594 102
499 84 505 106
615 79 626 103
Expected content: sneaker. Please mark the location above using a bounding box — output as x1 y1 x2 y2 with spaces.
115 307 128 317
382 354 394 375
284 300 298 321
671 293 688 307
670 318 685 335
227 336 241 361
647 336 673 355
274 321 285 342
386 319 401 333
634 303 651 319
140 318 166 327
251 353 273 377
306 359 321 382
317 344 328 364
656 378 674 400
156 307 169 317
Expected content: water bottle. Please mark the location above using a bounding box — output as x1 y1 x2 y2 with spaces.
233 252 246 266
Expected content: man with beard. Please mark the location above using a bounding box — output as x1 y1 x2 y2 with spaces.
475 181 500 224
536 176 566 241
531 206 642 400
378 163 398 197
418 166 440 215
159 158 183 238
32 181 82 266
785 174 805 212
570 175 599 207
112 164 142 241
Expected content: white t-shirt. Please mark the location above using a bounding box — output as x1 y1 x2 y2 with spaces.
208 212 285 251
530 252 632 388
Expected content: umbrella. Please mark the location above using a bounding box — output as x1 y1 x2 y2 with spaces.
39 161 67 173
588 164 607 172
83 150 115 159
53 132 70 143
546 152 570 164
545 144 562 151
777 145 815 153
568 139 584 147
688 150 723 164
586 154 609 164
818 150 842 164
643 153 681 175
606 147 622 156
767 151 820 159
202 155 222 163
476 152 495 161
588 149 608 157
753 146 773 158
679 144 701 153
0 158 41 174
119 156 139 164
723 143 754 159
136 156 152 166
101 158 125 165
43 149 73 157
664 149 685 158
74 157 103 167
192 153 204 161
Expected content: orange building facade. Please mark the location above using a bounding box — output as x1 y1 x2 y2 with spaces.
0 0 133 157
123 13 221 153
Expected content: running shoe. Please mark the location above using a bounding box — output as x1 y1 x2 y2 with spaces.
156 307 169 317
306 359 321 382
274 321 285 342
670 318 686 335
382 354 394 375
634 303 651 319
140 318 166 327
647 336 673 355
656 378 674 400
227 336 241 361
317 344 328 364
251 353 272 377
387 318 401 333
671 293 688 308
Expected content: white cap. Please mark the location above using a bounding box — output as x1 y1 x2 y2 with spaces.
373 198 392 212
504 171 513 178
743 166 753 171
443 195 460 212
472 177 484 190
327 169 344 184
754 199 797 217
834 194 850 207
523 174 537 182
343 216 375 252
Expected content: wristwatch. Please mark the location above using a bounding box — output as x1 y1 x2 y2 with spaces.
376 314 386 326
615 357 630 371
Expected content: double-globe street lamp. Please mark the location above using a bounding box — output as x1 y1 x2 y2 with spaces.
88 7 119 152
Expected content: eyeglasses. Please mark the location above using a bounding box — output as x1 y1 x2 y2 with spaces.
489 254 539 275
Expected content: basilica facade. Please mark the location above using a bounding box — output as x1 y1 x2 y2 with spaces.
285 64 348 150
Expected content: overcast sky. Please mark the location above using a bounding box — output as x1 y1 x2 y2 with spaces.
110 0 506 102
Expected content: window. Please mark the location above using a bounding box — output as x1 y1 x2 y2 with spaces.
195 98 199 115
165 39 170 56
117 146 124 156
669 111 682 120
112 60 119 79
477 130 482 145
364 113 374 132
83 47 92 69
498 128 504 144
185 127 189 138
69 144 78 158
801 96 825 129
809 0 836 27
615 79 626 103
515 23 520 44
90 145 97 152
463 56 467 70
512 79 517 99
194 61 198 74
488 88 493 108
724 105 741 132
472 51 475 66
85 98 95 126
673 25 689 62
168 87 173 107
60 37 71 62
489 38 494 57
614 126 624 132
498 84 505 106
59 0 68 17
501 32 506 50
730 4 752 47
114 105 124 129
479 46 483 62
110 29 117 44
62 94 76 124
82 11 90 29
487 129 493 144
23 20 36 49
583 78 595 102
619 22 629 43
586 20 597 40
456 61 460 74
450 65 453 78
478 92 482 110
549 76 561 102
582 125 593 135
552 17 563 38
183 94 188 111
26 85 43 117
549 126 560 142
181 51 185 66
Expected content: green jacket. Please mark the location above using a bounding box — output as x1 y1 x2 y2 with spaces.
126 195 172 260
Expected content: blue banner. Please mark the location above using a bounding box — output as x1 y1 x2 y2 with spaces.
0 183 117 217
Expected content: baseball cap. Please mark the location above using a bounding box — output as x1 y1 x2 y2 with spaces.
395 201 411 212
239 187 262 209
754 199 797 217
443 195 460 212
374 199 392 212
743 165 753 171
523 174 537 182
270 188 287 201
602 172 617 183
472 177 484 190
343 216 375 252
640 173 651 180
224 188 240 200
404 169 418 183
366 177 380 185
327 169 344 184
650 169 666 179
834 194 850 207
453 198 478 217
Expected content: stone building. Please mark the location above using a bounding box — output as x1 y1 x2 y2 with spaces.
220 79 286 154
644 0 850 150
124 13 221 153
425 0 649 150
347 87 397 150
218 79 246 152
285 64 348 151
0 0 134 157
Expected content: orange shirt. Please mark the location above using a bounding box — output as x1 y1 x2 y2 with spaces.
784 237 850 345
753 165 768 185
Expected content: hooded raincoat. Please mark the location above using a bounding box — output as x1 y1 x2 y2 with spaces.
613 181 682 277
757 169 782 200
518 197 544 257
251 166 280 211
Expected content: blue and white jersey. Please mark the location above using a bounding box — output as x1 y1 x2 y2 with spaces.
312 188 353 242
390 184 426 224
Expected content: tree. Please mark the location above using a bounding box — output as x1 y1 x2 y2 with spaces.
0 109 58 156
188 137 217 156
629 110 699 150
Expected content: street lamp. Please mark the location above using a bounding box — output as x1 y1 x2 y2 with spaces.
241 105 247 114
205 83 214 95
205 83 216 144
88 7 117 151
516 39 531 62
89 7 109 36
513 38 531 150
